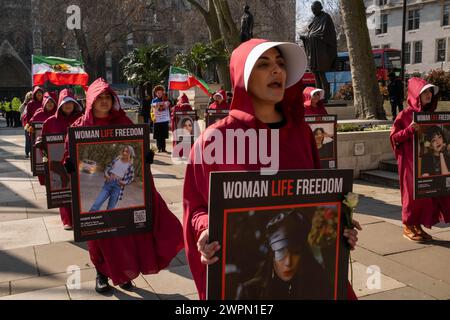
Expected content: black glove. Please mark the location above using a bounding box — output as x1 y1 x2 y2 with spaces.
145 150 155 164
64 158 76 174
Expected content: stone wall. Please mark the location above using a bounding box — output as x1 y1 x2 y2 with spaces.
337 130 394 178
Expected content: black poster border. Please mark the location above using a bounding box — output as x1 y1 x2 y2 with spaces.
305 115 338 169
31 122 45 176
44 134 72 209
413 112 450 199
174 111 198 145
206 109 230 128
68 124 152 242
207 169 353 300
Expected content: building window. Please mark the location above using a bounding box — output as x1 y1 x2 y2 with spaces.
378 0 388 5
382 44 391 49
404 42 411 64
408 9 420 30
373 45 381 49
443 4 449 26
376 14 388 35
414 41 422 64
437 39 446 62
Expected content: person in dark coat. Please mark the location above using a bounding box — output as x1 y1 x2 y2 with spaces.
388 72 404 120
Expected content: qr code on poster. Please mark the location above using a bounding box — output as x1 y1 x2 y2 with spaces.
134 210 146 223
446 177 450 188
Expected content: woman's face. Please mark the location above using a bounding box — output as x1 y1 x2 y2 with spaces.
61 102 75 116
420 88 433 107
121 147 131 161
430 133 444 153
247 47 287 106
314 129 324 147
311 92 321 106
156 90 164 99
45 100 56 111
273 248 301 282
183 119 193 135
93 92 113 116
35 91 43 102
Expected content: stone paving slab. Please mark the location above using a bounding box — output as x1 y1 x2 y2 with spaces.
433 230 450 240
360 286 436 300
349 261 406 297
0 210 27 223
352 246 450 300
34 242 93 276
0 218 50 251
168 202 183 222
143 265 197 298
9 267 98 296
426 225 450 236
68 278 159 300
353 212 384 226
0 282 9 297
387 246 450 285
0 247 38 283
43 215 74 243
158 186 184 204
357 222 430 256
0 285 69 300
176 249 187 265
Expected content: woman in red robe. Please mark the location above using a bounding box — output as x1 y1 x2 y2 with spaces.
41 89 83 230
303 87 328 115
208 90 229 110
29 92 57 185
65 78 184 293
171 93 193 131
183 39 361 300
390 77 450 241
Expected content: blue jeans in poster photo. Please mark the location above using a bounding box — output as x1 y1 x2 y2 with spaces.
89 179 122 212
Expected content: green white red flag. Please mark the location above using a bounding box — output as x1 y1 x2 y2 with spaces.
168 66 213 96
32 55 89 87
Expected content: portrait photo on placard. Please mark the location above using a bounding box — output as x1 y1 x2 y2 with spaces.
77 142 145 214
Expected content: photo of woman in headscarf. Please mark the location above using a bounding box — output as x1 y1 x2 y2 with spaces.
178 116 194 136
235 210 333 300
312 126 334 159
89 145 136 212
420 125 450 177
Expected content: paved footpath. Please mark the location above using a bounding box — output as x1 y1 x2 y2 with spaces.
1 119 450 300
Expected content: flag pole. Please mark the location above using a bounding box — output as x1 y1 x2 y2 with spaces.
31 54 34 87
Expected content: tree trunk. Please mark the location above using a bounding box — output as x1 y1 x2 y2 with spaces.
339 0 386 120
213 0 240 52
187 0 231 90
74 28 95 81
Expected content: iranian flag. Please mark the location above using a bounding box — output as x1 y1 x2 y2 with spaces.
32 55 89 87
168 66 213 96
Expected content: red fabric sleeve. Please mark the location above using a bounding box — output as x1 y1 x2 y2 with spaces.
391 123 414 145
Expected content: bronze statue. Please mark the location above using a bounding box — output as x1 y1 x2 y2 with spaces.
300 1 337 100
240 5 254 43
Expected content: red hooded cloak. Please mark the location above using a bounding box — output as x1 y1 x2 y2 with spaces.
68 78 184 285
303 87 328 115
183 39 356 300
42 89 82 226
208 90 229 110
390 77 450 228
